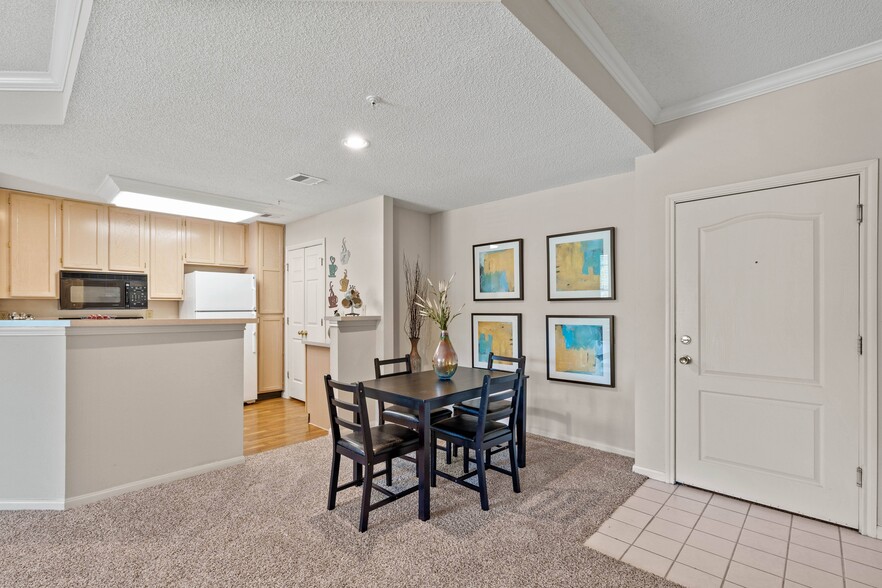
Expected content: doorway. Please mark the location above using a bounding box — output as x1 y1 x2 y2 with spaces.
285 240 326 402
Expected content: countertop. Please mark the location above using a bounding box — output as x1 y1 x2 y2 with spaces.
0 318 256 328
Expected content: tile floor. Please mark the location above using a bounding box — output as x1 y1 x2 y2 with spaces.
586 479 882 588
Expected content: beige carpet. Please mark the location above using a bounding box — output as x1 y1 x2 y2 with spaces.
0 434 677 587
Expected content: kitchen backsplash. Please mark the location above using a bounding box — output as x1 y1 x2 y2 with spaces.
0 299 180 319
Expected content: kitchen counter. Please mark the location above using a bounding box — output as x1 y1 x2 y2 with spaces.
0 319 246 510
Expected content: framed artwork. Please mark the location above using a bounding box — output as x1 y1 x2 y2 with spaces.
547 228 615 300
473 239 524 301
471 313 522 371
546 315 614 387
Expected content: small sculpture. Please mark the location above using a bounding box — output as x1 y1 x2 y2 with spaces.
327 282 338 308
340 238 351 265
328 256 338 278
339 269 349 293
341 285 363 316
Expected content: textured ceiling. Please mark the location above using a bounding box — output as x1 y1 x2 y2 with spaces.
0 0 649 221
0 0 56 72
581 0 882 108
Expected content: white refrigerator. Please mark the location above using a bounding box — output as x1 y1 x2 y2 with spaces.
180 271 258 403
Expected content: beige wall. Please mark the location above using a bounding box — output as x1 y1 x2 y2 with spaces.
430 172 638 455
393 206 433 363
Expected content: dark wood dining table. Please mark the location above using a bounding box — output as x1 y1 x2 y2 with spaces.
360 366 527 521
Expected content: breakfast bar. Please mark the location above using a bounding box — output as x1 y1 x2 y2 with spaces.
0 319 251 510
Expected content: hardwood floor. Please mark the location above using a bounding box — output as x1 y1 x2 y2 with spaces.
244 397 327 456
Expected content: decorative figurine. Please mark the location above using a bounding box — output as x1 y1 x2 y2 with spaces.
328 256 338 278
341 285 363 316
327 282 338 308
339 269 349 293
340 237 351 265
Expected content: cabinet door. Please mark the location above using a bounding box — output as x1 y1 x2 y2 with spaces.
61 200 108 271
0 191 9 298
148 214 184 299
258 223 284 314
9 192 58 298
184 218 215 264
108 208 148 273
216 222 247 267
258 314 285 392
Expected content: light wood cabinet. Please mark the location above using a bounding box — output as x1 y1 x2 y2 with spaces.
257 222 285 314
8 192 59 298
108 208 148 273
61 200 108 271
148 213 184 299
184 218 216 265
215 222 247 267
258 314 285 392
0 191 9 298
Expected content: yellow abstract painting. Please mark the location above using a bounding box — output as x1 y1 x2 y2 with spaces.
555 240 602 292
477 320 514 364
480 249 516 293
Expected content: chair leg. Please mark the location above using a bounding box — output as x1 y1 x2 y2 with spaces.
359 463 374 533
354 462 363 487
475 451 489 511
327 452 341 510
509 442 521 493
445 440 452 465
463 448 470 474
431 441 437 488
485 448 492 467
385 457 393 486
452 445 458 458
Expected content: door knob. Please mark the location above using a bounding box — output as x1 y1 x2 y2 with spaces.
679 355 692 365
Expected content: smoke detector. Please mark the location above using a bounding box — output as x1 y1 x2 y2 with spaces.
287 173 325 186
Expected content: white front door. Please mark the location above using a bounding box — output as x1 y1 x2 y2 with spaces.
286 243 325 402
675 175 861 527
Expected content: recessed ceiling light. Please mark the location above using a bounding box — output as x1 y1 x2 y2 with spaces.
112 192 259 223
343 135 369 150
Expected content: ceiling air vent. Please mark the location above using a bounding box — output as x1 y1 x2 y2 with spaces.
287 173 325 186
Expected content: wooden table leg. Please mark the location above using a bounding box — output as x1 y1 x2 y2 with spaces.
517 380 527 468
417 403 432 521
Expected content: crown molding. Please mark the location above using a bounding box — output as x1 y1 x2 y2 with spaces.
547 0 882 125
655 39 882 123
548 0 661 121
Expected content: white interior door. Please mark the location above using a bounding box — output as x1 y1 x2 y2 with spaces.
304 244 324 342
286 248 306 401
675 176 861 527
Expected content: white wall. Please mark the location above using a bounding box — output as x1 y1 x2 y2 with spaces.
392 206 433 363
285 195 393 358
430 172 638 456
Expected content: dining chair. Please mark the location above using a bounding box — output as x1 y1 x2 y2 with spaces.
374 356 453 465
430 370 524 511
324 375 420 532
452 354 526 470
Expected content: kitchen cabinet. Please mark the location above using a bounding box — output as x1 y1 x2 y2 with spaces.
257 222 284 314
215 222 247 267
0 191 9 298
258 314 285 392
108 208 148 273
8 192 59 298
148 213 184 299
61 200 108 271
184 218 216 265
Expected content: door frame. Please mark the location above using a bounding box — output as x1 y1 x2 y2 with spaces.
283 238 326 400
664 160 879 535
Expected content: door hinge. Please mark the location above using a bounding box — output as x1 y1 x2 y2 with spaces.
286 263 289 271
320 318 324 326
858 204 864 223
858 336 863 355
286 317 289 325
320 257 324 266
857 466 863 487
286 371 290 380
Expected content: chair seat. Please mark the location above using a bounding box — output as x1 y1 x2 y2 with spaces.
338 424 419 456
383 405 451 426
432 414 508 443
454 398 511 415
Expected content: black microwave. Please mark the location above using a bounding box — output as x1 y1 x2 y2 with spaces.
59 271 148 310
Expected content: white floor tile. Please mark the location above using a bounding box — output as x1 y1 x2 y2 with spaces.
709 494 751 515
668 561 724 588
738 529 789 559
646 517 693 543
791 515 840 540
643 479 678 494
635 485 674 504
844 541 882 570
787 543 843 576
687 529 737 559
611 506 653 530
725 560 783 588
743 516 791 541
667 494 709 515
749 504 793 527
586 532 630 560
846 560 882 588
625 495 663 516
732 544 786 577
696 516 743 542
675 485 714 503
842 529 882 554
622 545 673 577
634 529 683 560
677 544 730 578
703 504 748 528
785 560 843 588
596 518 642 544
790 528 842 557
657 505 701 528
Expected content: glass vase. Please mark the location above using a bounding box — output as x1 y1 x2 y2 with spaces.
433 330 458 380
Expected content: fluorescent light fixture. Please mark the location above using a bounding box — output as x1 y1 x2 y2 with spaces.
342 135 369 150
113 192 260 223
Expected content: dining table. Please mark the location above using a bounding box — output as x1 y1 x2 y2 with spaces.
360 366 528 521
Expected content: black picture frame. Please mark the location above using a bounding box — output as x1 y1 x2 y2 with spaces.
546 227 616 300
545 315 615 387
471 313 523 371
472 238 524 301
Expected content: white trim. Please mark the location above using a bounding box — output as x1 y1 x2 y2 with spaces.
528 426 634 458
547 0 661 121
632 465 668 482
64 456 245 509
666 160 879 536
0 500 65 511
547 1 882 124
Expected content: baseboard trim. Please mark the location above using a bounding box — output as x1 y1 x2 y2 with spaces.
528 427 634 458
0 499 65 511
631 465 669 481
64 456 246 509
258 391 283 400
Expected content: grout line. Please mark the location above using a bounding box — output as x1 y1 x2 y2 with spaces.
664 490 712 581
719 492 749 582
783 509 794 583
839 525 846 585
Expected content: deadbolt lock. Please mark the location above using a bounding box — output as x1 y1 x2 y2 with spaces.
680 335 692 344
